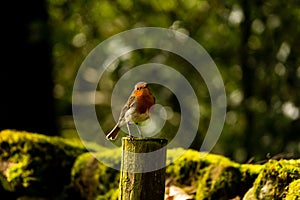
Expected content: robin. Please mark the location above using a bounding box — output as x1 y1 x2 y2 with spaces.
106 82 155 140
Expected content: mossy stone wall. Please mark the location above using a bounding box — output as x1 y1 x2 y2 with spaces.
0 130 299 199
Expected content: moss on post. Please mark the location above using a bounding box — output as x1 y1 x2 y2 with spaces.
119 137 168 200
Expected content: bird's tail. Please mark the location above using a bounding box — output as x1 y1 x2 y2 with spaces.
106 124 120 140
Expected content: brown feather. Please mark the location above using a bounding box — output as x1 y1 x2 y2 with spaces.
106 125 121 140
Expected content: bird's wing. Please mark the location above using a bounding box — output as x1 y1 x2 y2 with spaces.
118 95 136 122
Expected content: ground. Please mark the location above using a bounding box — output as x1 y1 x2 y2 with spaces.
0 130 299 199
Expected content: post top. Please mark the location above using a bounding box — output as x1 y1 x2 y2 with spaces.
122 137 168 144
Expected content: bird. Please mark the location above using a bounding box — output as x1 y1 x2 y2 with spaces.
106 82 155 141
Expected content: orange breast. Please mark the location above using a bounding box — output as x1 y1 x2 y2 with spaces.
134 88 155 114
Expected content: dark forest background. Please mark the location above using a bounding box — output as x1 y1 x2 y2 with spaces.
1 0 300 163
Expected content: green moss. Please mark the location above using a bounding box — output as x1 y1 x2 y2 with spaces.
96 188 119 200
2 131 299 200
71 152 92 182
286 179 300 200
251 159 300 200
196 163 262 200
0 129 86 198
166 149 239 186
166 149 263 200
70 152 120 200
197 165 241 199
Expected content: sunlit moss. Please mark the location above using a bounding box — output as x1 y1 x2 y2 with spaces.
196 160 262 199
166 149 239 184
1 131 299 199
286 179 300 200
0 130 86 197
166 149 263 199
251 159 300 199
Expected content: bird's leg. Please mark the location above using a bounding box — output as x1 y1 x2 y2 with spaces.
135 123 143 138
126 123 134 141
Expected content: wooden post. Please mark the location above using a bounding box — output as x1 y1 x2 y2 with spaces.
119 137 168 200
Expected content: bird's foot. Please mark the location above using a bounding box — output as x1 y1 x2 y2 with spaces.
129 134 134 141
126 123 134 141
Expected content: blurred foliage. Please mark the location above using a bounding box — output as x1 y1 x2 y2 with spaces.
47 0 300 162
